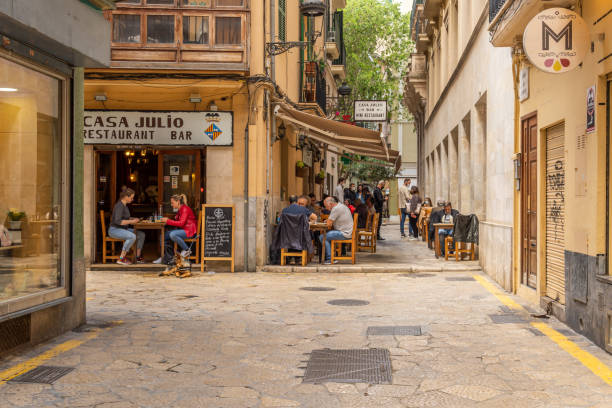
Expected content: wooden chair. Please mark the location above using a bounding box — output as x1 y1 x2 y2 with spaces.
358 213 379 253
100 210 126 263
330 213 359 264
174 210 201 264
444 236 476 261
320 213 329 221
281 248 308 266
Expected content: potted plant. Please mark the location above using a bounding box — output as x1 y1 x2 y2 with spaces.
7 209 25 230
296 160 307 178
315 170 325 184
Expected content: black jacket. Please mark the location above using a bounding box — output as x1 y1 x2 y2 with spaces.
271 213 314 253
453 214 479 244
344 188 356 204
373 187 384 212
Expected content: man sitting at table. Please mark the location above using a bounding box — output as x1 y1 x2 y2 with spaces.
282 195 317 222
438 202 459 257
320 196 354 265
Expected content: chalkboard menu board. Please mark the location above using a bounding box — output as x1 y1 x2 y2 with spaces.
201 204 235 272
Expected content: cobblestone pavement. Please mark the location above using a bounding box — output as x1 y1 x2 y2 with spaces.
1 268 612 407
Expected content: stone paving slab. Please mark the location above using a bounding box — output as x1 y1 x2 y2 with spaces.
1 271 611 407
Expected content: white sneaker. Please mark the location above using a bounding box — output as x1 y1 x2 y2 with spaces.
180 249 192 258
153 257 162 264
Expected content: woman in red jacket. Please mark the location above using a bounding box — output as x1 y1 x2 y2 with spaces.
159 194 197 263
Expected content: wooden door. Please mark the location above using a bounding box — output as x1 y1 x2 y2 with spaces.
521 113 538 288
158 150 202 214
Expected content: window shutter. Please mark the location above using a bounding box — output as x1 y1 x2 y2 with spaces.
279 0 286 42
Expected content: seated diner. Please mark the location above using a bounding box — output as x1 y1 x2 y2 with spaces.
320 196 354 265
108 187 145 265
157 194 197 266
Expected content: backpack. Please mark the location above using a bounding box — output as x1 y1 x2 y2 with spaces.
0 224 12 247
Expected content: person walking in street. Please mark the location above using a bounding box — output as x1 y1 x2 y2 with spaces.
408 185 422 240
320 196 354 264
335 178 345 203
398 178 411 238
373 180 385 240
108 187 145 265
356 184 364 203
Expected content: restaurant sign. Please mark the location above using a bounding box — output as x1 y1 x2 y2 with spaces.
354 100 387 122
83 110 233 145
523 8 588 74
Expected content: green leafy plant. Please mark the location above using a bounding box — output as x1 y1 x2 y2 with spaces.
344 0 413 119
296 160 306 169
7 209 25 221
318 170 326 178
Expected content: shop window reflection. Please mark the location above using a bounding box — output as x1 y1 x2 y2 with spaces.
0 57 62 303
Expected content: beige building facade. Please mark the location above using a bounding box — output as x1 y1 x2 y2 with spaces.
489 0 612 352
405 0 515 288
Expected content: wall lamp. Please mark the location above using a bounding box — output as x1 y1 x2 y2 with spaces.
277 122 286 141
265 0 326 56
189 93 202 103
94 93 107 101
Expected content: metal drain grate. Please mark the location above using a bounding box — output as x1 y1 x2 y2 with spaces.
526 328 545 336
300 287 336 291
303 349 391 384
445 277 475 281
399 273 435 278
489 314 527 324
0 315 30 354
9 366 74 384
556 329 577 337
367 326 422 336
327 299 369 306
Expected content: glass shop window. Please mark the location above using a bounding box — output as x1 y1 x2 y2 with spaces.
183 16 209 44
113 14 141 43
147 15 175 43
215 16 241 45
146 0 175 5
0 57 63 304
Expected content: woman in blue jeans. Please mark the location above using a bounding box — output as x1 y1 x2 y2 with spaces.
108 187 145 265
156 194 197 265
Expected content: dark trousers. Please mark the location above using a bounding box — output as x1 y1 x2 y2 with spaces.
376 210 383 238
439 229 453 255
409 215 419 238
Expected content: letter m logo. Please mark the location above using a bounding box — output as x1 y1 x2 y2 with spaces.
542 21 572 50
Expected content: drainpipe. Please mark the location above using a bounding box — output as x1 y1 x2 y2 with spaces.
244 121 249 272
511 43 523 294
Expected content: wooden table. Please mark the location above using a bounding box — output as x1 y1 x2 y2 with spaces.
133 221 165 262
309 222 330 264
433 223 454 258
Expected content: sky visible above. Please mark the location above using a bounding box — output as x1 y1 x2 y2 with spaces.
398 0 414 14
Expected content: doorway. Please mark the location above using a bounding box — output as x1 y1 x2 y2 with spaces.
521 112 538 289
94 148 205 263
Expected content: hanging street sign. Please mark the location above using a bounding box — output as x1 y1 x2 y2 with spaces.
354 100 387 122
523 7 589 74
83 110 233 145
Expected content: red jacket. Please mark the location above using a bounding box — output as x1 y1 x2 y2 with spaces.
166 204 197 237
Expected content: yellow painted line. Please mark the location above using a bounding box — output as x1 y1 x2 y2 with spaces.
0 321 121 386
472 274 524 311
86 297 94 301
473 274 612 387
531 322 612 386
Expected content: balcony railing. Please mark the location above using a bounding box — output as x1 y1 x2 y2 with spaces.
301 62 327 114
331 11 345 66
489 0 508 22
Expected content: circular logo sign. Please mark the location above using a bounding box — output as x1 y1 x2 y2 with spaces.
214 208 225 219
523 8 589 74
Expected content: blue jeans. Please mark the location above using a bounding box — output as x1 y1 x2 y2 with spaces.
108 226 145 253
319 230 347 261
400 208 408 236
169 229 189 251
438 229 453 255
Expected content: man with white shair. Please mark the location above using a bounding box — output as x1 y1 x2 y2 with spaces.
320 196 354 264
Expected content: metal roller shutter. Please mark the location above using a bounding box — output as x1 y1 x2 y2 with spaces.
545 123 566 304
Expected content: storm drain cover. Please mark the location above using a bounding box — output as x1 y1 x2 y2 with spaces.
399 273 434 278
526 328 545 336
300 287 336 291
445 277 475 281
303 349 391 384
489 314 527 324
327 299 369 306
9 366 74 384
367 326 422 336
